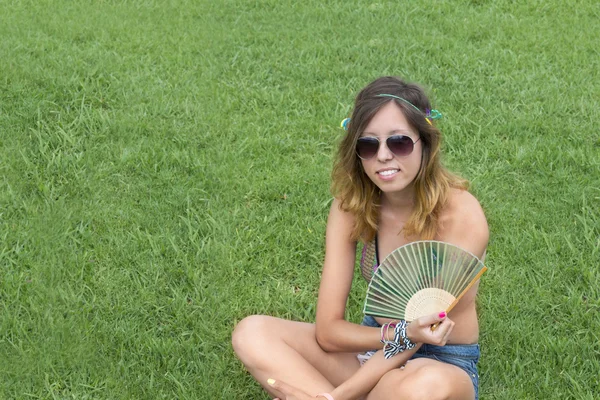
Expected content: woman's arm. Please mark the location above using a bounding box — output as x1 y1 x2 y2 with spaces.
315 199 382 352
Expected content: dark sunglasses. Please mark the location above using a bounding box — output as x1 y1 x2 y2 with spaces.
356 135 421 160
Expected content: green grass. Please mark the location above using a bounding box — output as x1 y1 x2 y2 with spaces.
1 0 599 398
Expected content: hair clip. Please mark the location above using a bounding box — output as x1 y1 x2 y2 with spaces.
426 109 442 120
340 117 350 131
425 109 442 125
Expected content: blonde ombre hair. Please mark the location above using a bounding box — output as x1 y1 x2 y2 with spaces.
331 77 468 242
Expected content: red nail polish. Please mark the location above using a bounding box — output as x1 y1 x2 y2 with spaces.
439 311 446 318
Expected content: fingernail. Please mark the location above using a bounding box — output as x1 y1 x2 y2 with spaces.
439 311 446 318
267 378 275 386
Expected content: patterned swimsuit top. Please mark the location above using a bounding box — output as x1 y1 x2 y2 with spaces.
359 235 380 282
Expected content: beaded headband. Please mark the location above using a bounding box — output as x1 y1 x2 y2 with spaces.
340 93 442 130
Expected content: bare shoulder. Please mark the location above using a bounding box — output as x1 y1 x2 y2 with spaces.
436 188 489 259
323 198 358 271
326 198 357 238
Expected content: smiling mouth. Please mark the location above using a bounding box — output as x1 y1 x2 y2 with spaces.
378 169 399 176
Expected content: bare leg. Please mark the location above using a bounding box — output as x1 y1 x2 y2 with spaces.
232 315 361 397
367 358 476 400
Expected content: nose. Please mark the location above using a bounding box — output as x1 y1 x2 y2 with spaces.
376 139 394 162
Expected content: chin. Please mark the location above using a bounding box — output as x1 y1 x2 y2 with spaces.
378 184 409 193
378 181 416 195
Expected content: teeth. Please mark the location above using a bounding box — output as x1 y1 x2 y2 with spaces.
379 169 399 176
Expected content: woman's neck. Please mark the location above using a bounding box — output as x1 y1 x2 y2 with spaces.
380 186 416 211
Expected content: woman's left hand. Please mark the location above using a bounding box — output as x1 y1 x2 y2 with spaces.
267 378 324 400
406 311 454 346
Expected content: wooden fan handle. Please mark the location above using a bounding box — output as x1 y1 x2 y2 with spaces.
430 266 488 331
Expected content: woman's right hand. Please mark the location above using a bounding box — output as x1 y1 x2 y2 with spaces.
405 311 454 346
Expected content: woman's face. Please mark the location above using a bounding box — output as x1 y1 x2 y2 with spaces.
358 101 423 195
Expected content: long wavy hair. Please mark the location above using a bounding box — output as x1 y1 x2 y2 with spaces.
331 76 468 242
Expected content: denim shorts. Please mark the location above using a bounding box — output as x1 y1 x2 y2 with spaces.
361 315 480 400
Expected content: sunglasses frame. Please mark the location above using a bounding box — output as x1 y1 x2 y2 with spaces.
356 135 421 160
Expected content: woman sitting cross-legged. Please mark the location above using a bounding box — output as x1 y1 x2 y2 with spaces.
232 76 489 400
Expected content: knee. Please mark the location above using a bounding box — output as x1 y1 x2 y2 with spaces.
231 315 273 364
406 368 452 400
378 367 452 400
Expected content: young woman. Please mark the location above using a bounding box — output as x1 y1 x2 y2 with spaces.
232 76 489 400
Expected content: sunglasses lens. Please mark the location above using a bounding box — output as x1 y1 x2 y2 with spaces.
387 135 414 157
356 137 379 159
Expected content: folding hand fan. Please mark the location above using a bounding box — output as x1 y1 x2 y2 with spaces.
363 241 487 321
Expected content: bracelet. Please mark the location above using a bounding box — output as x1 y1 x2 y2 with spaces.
399 320 416 350
317 393 335 400
380 321 398 344
386 322 397 342
382 320 415 359
380 322 389 343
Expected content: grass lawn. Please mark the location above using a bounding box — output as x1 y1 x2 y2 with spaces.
0 0 598 398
